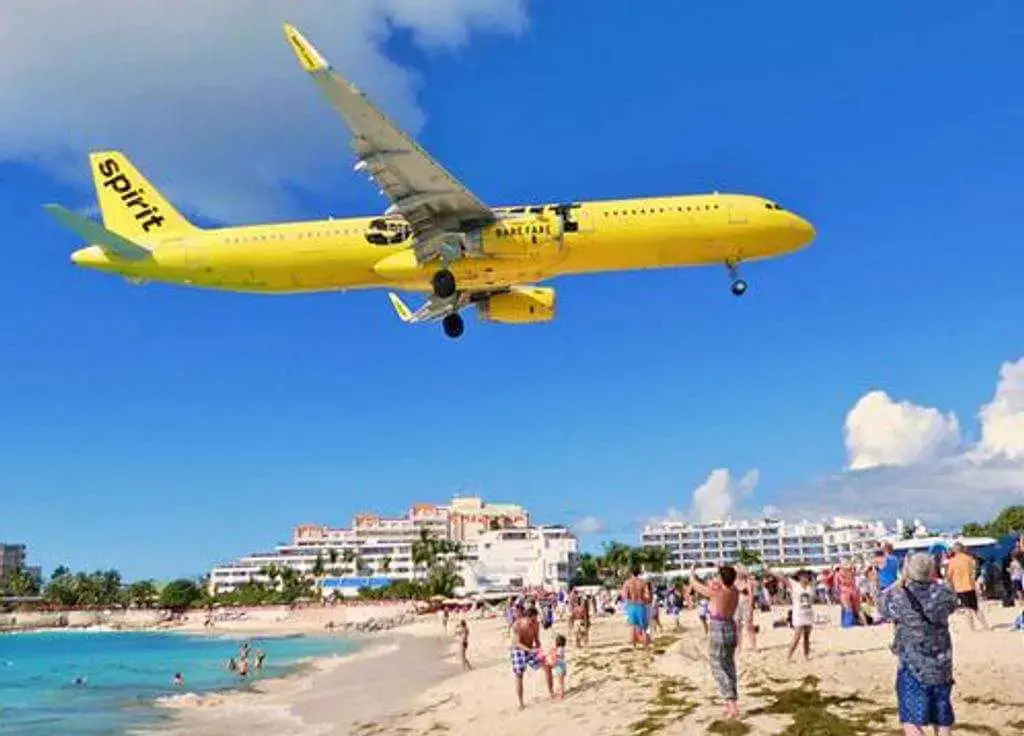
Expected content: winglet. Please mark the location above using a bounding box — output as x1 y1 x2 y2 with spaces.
283 23 329 73
387 292 415 323
43 204 152 262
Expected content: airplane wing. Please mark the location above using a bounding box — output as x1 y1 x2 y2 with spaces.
283 24 495 262
43 204 152 261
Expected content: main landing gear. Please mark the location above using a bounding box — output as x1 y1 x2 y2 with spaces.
432 268 457 299
442 312 464 339
726 259 748 297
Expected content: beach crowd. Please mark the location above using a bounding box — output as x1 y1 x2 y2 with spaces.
464 538 1024 735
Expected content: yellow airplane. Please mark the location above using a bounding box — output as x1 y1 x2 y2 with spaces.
46 24 815 339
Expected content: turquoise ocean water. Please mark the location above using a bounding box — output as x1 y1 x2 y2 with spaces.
0 630 359 735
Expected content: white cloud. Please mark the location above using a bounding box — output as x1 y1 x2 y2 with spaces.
977 358 1024 461
771 356 1024 526
844 390 961 470
691 468 759 523
572 516 607 535
0 0 527 222
647 469 760 527
647 357 1024 530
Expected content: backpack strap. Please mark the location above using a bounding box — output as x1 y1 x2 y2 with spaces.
903 587 934 627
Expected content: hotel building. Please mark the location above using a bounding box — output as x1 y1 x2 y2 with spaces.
0 544 26 579
640 516 887 570
208 496 577 596
465 526 579 591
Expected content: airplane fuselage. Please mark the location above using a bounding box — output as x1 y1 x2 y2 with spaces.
72 192 814 294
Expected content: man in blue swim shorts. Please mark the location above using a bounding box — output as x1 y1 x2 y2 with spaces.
621 564 652 649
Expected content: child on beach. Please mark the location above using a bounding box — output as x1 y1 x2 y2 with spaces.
787 570 815 661
550 634 568 699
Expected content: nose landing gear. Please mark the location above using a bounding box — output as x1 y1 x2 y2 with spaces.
726 259 748 297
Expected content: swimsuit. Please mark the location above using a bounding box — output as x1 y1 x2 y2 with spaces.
552 646 567 676
510 648 545 676
708 615 738 700
625 601 650 630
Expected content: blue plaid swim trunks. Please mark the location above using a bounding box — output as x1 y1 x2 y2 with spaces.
510 649 544 676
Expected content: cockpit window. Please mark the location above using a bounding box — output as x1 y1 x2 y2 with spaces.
764 202 784 211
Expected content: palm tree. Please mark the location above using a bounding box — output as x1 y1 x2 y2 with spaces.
640 546 671 574
341 549 356 571
601 541 633 580
126 580 158 608
311 554 327 596
574 553 601 585
380 556 393 576
412 529 439 579
260 564 282 590
736 546 763 567
354 556 371 577
1 568 40 597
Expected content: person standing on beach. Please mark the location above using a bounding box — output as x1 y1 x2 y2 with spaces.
945 543 988 631
510 606 554 708
689 565 741 720
621 565 652 649
877 544 901 591
456 619 472 671
787 570 815 661
882 553 957 736
735 571 758 653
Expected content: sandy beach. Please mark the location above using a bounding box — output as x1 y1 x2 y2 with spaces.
143 600 1024 735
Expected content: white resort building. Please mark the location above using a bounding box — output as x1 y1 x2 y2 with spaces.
208 496 579 597
640 516 888 570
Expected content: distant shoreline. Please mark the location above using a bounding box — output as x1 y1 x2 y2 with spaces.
146 628 454 735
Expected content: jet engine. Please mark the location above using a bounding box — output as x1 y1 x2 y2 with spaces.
478 286 555 324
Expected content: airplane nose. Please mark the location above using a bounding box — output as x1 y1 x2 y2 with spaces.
790 213 816 244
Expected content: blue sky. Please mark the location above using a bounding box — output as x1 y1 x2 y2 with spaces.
1 0 1022 580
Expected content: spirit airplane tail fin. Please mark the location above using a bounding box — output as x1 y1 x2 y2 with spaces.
89 151 199 240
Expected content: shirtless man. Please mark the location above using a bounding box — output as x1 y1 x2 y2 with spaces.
690 565 741 719
621 565 653 649
509 606 553 708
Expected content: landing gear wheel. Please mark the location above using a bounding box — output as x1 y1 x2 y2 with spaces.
442 313 465 339
725 258 747 297
432 269 457 299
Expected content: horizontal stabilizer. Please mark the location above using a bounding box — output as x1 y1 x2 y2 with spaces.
43 204 151 261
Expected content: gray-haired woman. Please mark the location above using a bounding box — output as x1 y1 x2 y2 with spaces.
881 552 957 736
